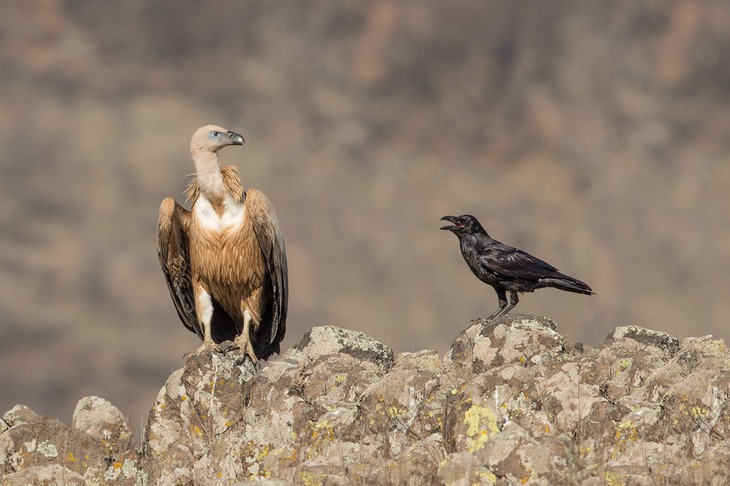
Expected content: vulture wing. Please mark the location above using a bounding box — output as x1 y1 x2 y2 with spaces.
157 197 199 337
245 189 288 359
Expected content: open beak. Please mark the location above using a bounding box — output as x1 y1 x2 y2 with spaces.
226 130 245 146
440 215 461 231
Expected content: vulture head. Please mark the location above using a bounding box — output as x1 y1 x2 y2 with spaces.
190 124 245 157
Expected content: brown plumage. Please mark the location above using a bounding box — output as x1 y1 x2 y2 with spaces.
157 125 287 363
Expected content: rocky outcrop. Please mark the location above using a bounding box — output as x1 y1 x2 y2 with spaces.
3 316 730 484
0 400 143 485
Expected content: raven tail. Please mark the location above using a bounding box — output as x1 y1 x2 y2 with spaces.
539 276 594 295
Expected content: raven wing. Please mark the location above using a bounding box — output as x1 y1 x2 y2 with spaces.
245 189 288 359
479 244 560 280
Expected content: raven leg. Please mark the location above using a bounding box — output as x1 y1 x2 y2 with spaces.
232 309 259 365
499 291 519 317
487 288 509 320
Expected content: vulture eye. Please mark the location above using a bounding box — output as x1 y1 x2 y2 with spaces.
211 131 220 137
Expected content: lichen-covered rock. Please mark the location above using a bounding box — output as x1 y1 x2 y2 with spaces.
72 396 132 456
2 404 41 428
143 350 257 485
606 325 681 356
142 325 398 484
440 423 579 485
2 464 87 486
287 325 395 370
357 349 443 451
0 415 105 478
3 318 730 484
0 404 144 485
247 326 399 484
445 314 566 374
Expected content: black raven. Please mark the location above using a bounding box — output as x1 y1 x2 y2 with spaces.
441 214 593 320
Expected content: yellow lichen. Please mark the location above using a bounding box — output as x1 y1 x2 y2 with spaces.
690 406 709 418
615 421 638 444
387 406 402 417
311 421 335 444
256 444 271 461
280 446 298 463
603 471 626 486
300 471 323 486
464 405 499 452
477 468 498 484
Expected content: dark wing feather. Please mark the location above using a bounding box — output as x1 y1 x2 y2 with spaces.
245 189 288 358
157 198 200 338
479 244 560 281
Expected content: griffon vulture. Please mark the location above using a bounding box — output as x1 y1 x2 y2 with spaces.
157 125 287 363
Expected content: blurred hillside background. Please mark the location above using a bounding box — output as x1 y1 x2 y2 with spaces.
1 0 729 434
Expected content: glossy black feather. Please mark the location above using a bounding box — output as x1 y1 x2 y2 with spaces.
441 214 593 320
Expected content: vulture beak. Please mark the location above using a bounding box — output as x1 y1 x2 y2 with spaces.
440 215 462 231
226 130 245 146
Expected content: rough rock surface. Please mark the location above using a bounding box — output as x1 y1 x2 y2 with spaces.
3 318 730 484
0 400 144 485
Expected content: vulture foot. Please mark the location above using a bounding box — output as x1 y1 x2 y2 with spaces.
183 340 222 359
232 333 259 366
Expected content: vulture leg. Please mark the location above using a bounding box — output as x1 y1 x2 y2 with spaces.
233 309 259 365
186 283 221 356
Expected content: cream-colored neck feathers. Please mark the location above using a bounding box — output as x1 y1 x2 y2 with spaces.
187 125 245 207
191 149 226 207
185 165 244 207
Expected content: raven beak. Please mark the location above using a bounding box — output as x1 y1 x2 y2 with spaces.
226 130 245 146
440 215 459 231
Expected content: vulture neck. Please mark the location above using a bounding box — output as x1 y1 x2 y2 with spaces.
192 150 227 207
